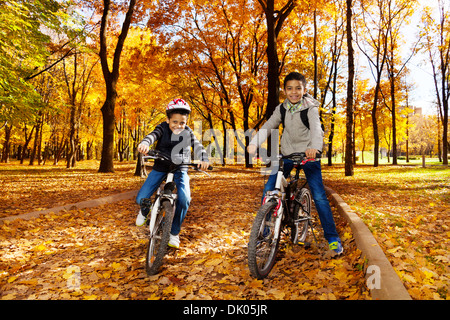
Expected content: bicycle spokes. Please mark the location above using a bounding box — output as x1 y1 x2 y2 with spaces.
248 202 281 279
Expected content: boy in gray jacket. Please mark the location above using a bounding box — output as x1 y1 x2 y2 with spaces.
247 72 343 254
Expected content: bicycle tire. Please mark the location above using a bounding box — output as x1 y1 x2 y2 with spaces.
290 187 312 244
248 201 281 279
145 200 174 275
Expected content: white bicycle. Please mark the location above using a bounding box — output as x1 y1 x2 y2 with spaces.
140 150 212 275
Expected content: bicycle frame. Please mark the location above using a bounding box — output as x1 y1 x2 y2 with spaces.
141 151 211 235
261 153 319 244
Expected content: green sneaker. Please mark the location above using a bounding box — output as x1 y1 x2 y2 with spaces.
328 238 343 255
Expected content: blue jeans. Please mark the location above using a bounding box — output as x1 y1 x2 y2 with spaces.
136 169 191 236
262 160 339 242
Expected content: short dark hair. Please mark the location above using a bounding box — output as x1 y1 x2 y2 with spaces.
283 72 306 88
166 109 190 119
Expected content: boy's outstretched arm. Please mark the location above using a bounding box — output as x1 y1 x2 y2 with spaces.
137 124 165 154
248 106 283 154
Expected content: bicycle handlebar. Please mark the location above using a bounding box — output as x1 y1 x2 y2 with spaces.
281 152 322 162
141 150 213 171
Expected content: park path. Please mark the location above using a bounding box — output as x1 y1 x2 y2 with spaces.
0 170 369 300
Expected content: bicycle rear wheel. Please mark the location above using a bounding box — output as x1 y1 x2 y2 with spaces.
248 201 281 279
290 187 312 244
145 200 174 275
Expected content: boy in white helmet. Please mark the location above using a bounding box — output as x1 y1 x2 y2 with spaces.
135 99 209 248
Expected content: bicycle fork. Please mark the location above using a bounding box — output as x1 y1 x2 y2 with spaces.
262 170 287 243
262 199 284 244
272 206 284 243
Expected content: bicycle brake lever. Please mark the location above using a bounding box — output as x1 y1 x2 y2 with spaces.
203 171 211 177
192 164 212 177
197 168 211 177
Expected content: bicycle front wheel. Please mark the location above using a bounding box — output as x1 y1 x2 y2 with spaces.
145 200 174 276
248 201 281 279
290 187 312 244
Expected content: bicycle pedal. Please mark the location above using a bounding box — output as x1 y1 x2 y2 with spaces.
297 241 311 248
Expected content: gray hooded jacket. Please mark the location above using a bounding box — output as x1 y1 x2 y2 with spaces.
249 93 323 155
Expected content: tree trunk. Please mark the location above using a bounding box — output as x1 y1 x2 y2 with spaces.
345 0 354 176
20 125 35 164
1 124 12 163
29 118 42 166
134 150 145 177
390 75 398 165
258 0 295 119
443 102 449 166
264 1 280 119
441 66 449 165
328 66 338 167
99 95 116 173
65 50 78 169
98 0 136 173
313 9 318 99
372 83 380 167
67 102 77 168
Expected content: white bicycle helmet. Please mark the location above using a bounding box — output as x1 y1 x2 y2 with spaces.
166 98 191 114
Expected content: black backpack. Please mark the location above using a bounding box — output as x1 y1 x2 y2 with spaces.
279 104 325 132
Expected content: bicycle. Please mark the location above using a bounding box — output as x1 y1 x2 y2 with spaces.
247 152 321 279
139 150 212 275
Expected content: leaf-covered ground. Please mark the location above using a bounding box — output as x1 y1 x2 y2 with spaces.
323 165 450 300
0 162 369 300
0 161 142 218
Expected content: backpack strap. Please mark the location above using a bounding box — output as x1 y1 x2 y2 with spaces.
280 103 311 130
303 108 325 132
280 104 286 128
300 109 310 130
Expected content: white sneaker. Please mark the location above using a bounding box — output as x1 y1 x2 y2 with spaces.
168 234 180 249
135 210 147 226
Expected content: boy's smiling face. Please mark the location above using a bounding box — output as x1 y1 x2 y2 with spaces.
167 113 188 135
284 79 306 104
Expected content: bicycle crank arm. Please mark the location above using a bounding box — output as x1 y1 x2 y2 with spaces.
294 217 311 223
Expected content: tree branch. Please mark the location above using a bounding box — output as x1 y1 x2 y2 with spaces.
112 0 137 80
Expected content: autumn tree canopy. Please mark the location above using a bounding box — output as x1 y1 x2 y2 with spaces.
0 0 448 169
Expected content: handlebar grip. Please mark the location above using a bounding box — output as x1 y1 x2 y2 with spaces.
193 164 213 170
282 152 322 160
